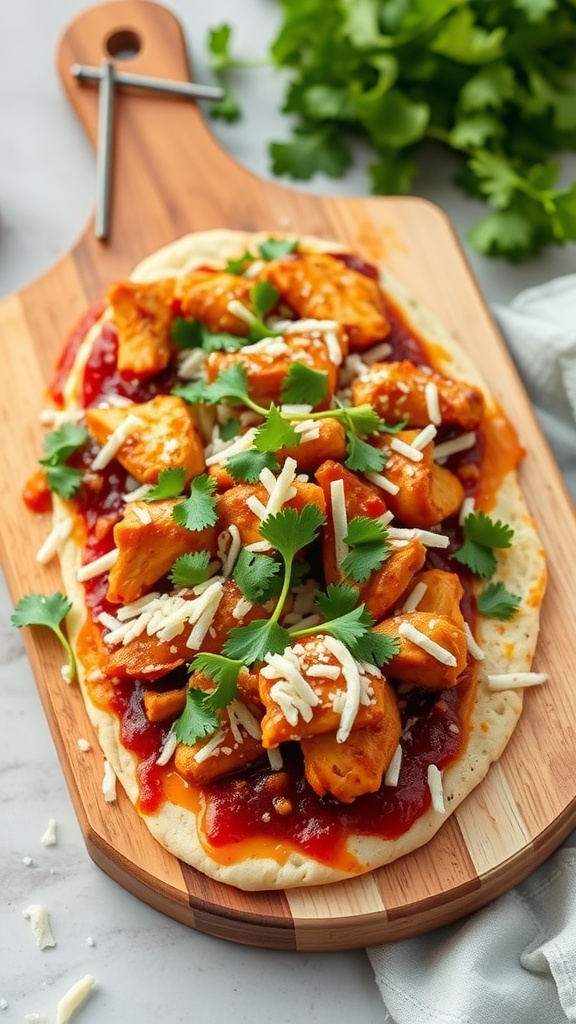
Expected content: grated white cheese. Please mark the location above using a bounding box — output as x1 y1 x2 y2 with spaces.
433 431 477 462
321 636 363 743
384 744 403 787
193 727 226 763
412 424 437 450
185 581 225 649
40 818 57 847
76 547 119 583
36 517 73 565
458 496 476 526
263 650 321 726
102 760 117 802
364 470 400 496
205 426 257 466
424 381 442 425
487 672 548 691
464 622 485 661
240 336 289 357
388 526 450 549
232 596 254 620
156 728 178 766
91 412 143 471
23 905 56 949
330 478 349 568
228 700 262 742
55 975 96 1024
427 763 445 814
267 747 283 771
280 404 313 417
226 298 257 326
261 457 298 520
77 738 92 752
122 482 152 502
390 436 424 462
306 663 341 680
362 341 393 364
401 581 428 613
131 504 152 526
221 524 242 577
177 348 207 379
246 494 269 519
398 621 457 667
245 539 273 553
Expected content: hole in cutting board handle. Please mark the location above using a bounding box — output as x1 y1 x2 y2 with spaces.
106 28 141 60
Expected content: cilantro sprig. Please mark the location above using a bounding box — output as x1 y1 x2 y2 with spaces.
11 592 76 681
39 422 88 499
477 581 521 620
172 474 218 531
143 467 186 502
209 6 576 260
173 653 244 743
169 551 211 588
452 510 514 579
341 516 391 583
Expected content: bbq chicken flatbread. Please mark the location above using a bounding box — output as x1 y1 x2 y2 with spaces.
23 230 546 890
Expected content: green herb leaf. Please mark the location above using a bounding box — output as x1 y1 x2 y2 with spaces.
171 317 246 353
270 125 351 180
341 404 383 436
452 510 514 578
351 628 400 668
39 422 88 499
172 690 220 744
250 280 279 321
280 361 328 407
476 581 521 619
172 474 218 531
223 619 291 663
253 405 300 452
143 467 186 502
233 549 282 603
344 431 386 473
224 250 254 275
219 418 242 442
226 449 281 483
315 583 360 620
341 516 390 583
207 23 235 73
11 592 76 680
258 238 298 261
260 504 326 560
172 652 245 744
169 551 211 588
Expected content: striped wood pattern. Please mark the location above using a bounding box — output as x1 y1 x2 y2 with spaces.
0 0 575 950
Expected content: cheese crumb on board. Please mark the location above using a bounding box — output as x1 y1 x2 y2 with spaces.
40 818 57 847
427 764 445 814
24 1014 47 1023
0 1000 7 1010
102 760 117 802
23 904 56 949
77 738 92 752
56 976 96 1024
23 856 34 866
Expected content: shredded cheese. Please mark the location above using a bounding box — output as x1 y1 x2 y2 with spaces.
156 729 178 766
221 524 241 577
424 381 441 425
427 764 445 814
102 760 117 802
330 478 349 567
390 436 424 462
411 424 437 450
23 905 56 949
487 672 548 691
91 412 143 471
364 470 400 496
321 636 363 743
385 744 403 787
40 818 57 847
76 547 119 583
388 526 450 549
401 581 428 613
464 622 485 661
398 621 458 667
36 517 73 565
55 976 96 1024
433 431 477 462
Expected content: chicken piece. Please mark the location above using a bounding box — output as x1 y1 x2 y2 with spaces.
216 479 326 548
374 430 464 528
85 395 205 485
208 419 347 492
258 635 387 748
107 278 175 379
103 579 270 681
400 569 465 623
352 360 485 430
375 611 468 689
205 330 338 408
175 270 254 335
107 499 217 605
315 459 426 620
143 687 187 723
174 672 264 784
301 681 401 802
263 251 390 352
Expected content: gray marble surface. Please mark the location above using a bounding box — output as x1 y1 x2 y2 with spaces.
1 1 574 1021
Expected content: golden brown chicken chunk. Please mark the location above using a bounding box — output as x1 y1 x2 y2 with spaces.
263 252 390 352
85 395 205 485
107 499 217 605
216 480 326 548
107 278 176 379
175 270 254 335
352 360 485 429
375 611 468 689
301 680 402 802
373 429 464 528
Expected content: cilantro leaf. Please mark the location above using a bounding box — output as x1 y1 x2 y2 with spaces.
172 379 213 405
258 238 298 261
344 431 386 473
341 404 382 436
172 652 245 744
260 504 326 560
39 422 88 498
223 619 291 663
224 250 254 275
190 364 252 407
172 690 220 743
476 581 521 619
209 86 242 123
207 23 235 73
315 583 360 620
351 628 400 668
172 474 218 531
43 464 84 500
11 592 76 681
280 362 328 407
143 467 186 502
171 317 245 353
270 125 351 180
226 449 281 483
253 405 300 452
452 510 514 578
233 549 282 603
169 551 211 588
219 418 241 442
250 280 279 322
341 516 390 583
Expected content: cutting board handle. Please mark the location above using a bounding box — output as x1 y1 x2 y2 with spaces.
56 0 267 267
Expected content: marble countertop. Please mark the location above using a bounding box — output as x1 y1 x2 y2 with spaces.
1 2 574 1021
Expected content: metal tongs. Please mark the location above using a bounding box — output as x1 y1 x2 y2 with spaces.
71 61 224 240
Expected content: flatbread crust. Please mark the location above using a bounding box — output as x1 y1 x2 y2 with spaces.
54 230 546 890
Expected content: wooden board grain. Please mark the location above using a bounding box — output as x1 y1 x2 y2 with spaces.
1 0 575 951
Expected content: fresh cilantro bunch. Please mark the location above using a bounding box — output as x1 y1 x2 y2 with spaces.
208 2 576 260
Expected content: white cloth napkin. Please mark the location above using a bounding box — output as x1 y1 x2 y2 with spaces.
367 275 576 1024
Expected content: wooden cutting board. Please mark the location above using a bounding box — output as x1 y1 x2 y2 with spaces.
1 0 575 951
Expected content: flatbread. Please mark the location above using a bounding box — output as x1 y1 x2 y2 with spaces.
49 230 546 890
